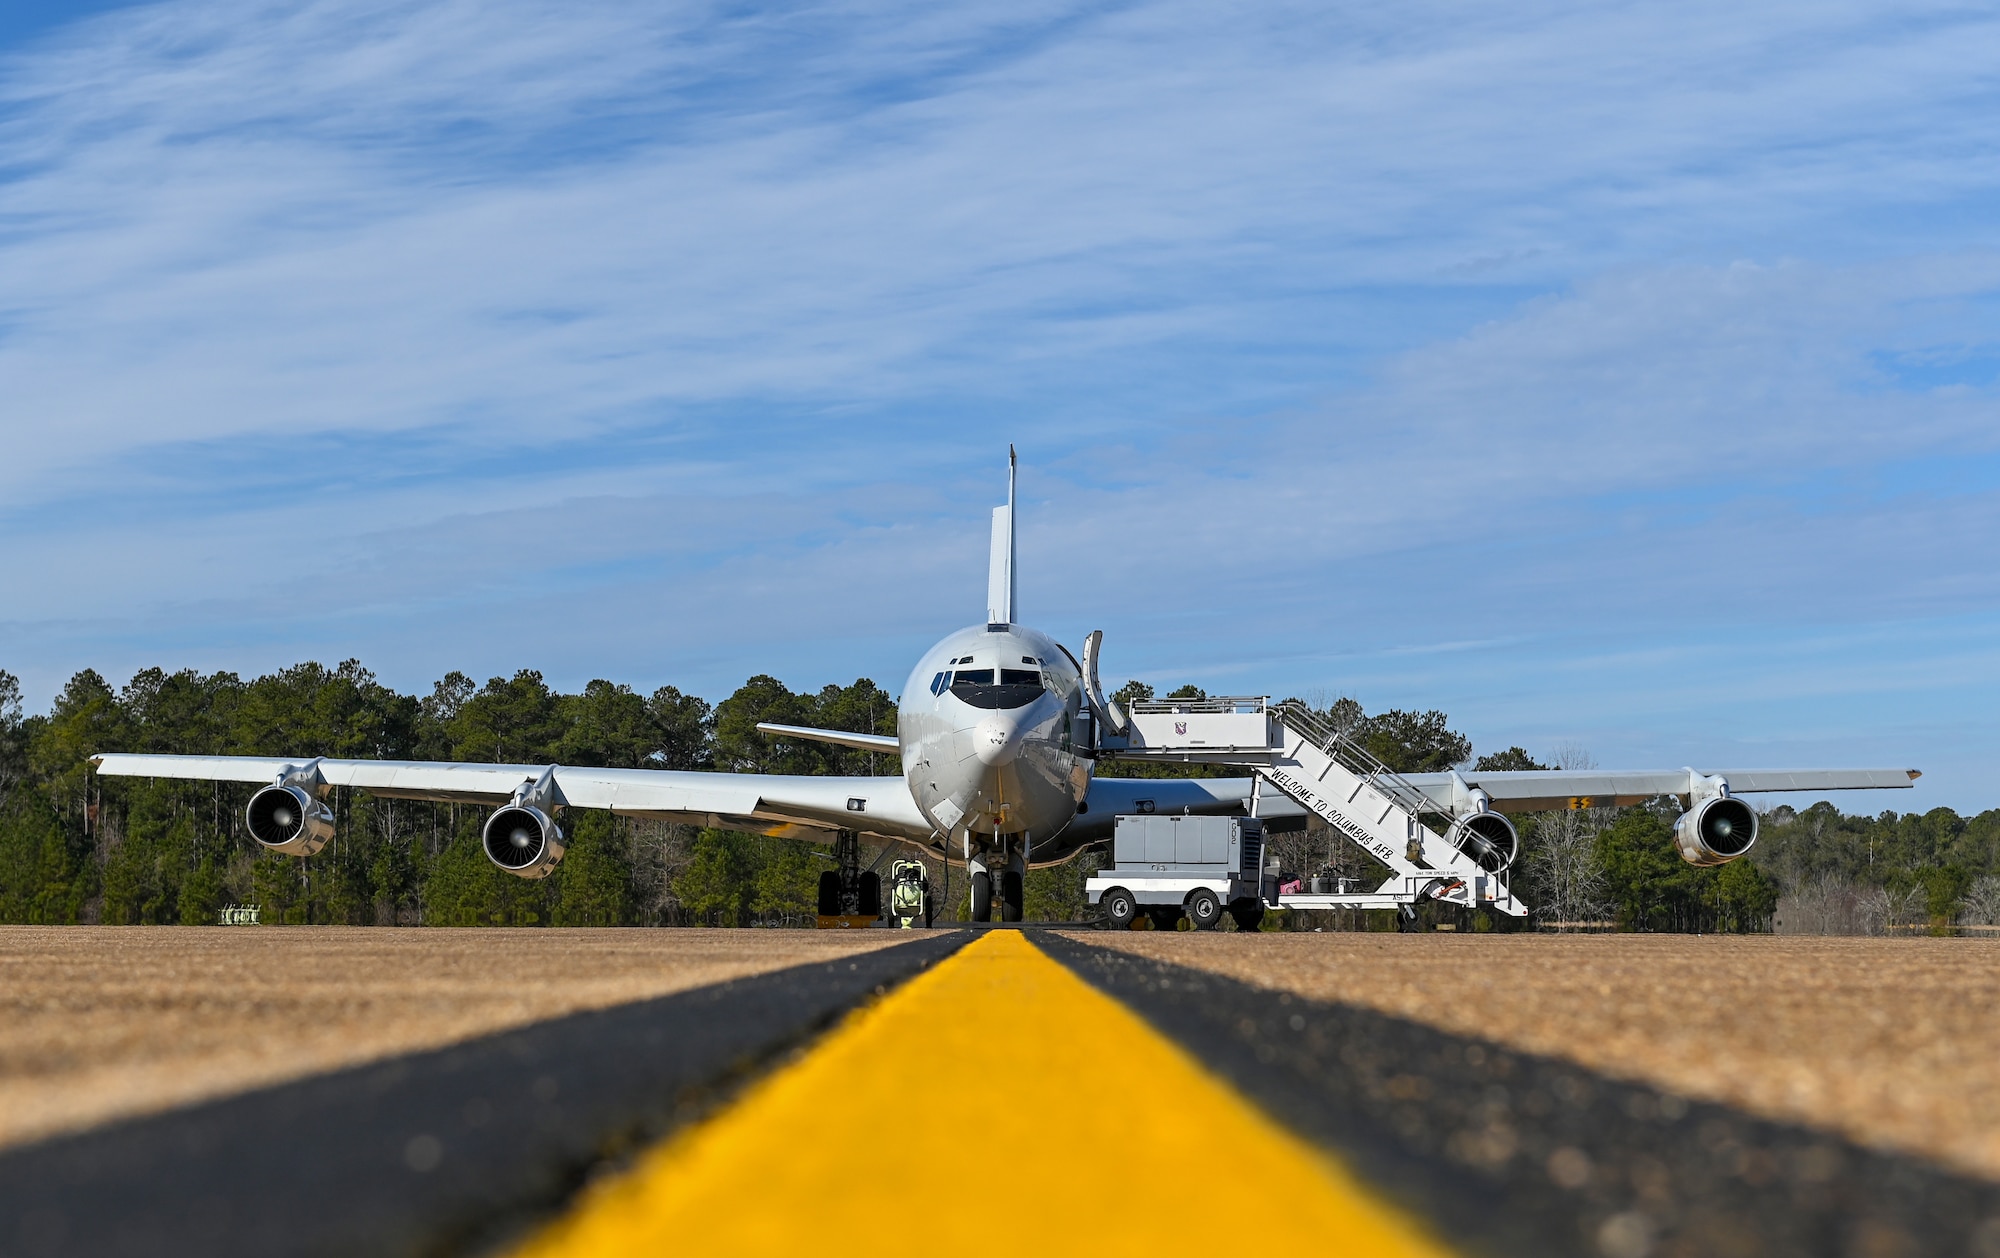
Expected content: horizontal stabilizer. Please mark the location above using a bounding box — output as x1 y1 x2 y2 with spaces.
753 722 900 753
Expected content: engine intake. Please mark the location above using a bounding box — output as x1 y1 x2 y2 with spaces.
1451 811 1518 874
245 784 334 856
483 805 566 880
1673 795 1758 866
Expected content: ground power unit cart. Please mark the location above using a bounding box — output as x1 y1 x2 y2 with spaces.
1085 815 1277 931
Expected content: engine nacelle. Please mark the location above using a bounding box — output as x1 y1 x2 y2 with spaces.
1451 810 1518 873
1673 795 1758 866
245 784 334 857
482 805 566 879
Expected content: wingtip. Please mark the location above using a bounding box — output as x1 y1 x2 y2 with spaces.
1908 769 1923 780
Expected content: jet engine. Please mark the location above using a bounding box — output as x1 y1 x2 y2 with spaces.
482 805 566 880
1673 795 1758 866
1450 810 1518 874
245 784 334 857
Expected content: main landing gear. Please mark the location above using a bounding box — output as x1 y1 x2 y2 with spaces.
815 830 880 927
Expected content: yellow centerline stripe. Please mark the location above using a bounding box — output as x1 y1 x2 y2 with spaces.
513 930 1459 1257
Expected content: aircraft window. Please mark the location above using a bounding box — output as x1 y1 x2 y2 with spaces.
1021 656 1037 665
929 671 950 696
948 668 1046 710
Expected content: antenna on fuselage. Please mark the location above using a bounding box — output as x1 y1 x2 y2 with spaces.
987 446 1016 625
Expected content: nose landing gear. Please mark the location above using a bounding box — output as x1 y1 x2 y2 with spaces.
966 840 1028 923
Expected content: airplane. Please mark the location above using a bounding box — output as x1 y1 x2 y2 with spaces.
92 450 1919 924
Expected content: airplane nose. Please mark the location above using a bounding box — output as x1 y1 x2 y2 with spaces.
973 715 1024 767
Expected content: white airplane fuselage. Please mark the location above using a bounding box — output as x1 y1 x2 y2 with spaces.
897 621 1092 865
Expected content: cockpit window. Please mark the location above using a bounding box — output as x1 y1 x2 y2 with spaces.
948 667 1046 710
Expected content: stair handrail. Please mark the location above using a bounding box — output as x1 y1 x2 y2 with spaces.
1267 699 1447 821
1270 699 1514 892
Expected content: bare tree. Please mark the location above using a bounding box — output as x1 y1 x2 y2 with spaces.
1960 876 2000 928
1777 875 1883 935
1549 740 1597 771
1528 805 1611 930
1519 741 1609 929
626 820 697 924
1882 884 1929 932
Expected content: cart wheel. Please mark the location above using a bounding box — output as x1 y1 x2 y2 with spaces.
1229 899 1265 932
1185 888 1223 931
1102 887 1138 929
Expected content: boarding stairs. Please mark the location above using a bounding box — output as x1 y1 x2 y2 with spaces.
1097 697 1527 917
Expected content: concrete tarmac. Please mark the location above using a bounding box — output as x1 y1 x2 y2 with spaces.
1045 935 2000 1258
1 935 960 1258
0 925 901 1150
6 927 1999 1257
1078 932 2000 1180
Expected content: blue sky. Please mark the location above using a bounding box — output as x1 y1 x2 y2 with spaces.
2 0 1998 811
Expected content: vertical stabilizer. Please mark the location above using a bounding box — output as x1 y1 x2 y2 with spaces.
987 446 1017 624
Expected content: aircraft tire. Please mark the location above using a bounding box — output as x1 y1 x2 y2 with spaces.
971 872 992 922
1228 899 1265 932
816 871 841 917
1146 906 1183 932
1000 870 1024 922
1185 888 1222 931
858 870 882 917
1102 887 1138 929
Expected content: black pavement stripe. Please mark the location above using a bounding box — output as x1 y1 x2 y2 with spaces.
1038 934 2000 1258
2 934 966 1258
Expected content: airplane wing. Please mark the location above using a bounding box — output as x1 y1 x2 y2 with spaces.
1067 764 1918 840
1398 766 1921 813
88 754 934 844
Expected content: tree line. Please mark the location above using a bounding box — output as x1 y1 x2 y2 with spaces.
0 661 900 928
0 664 1989 931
